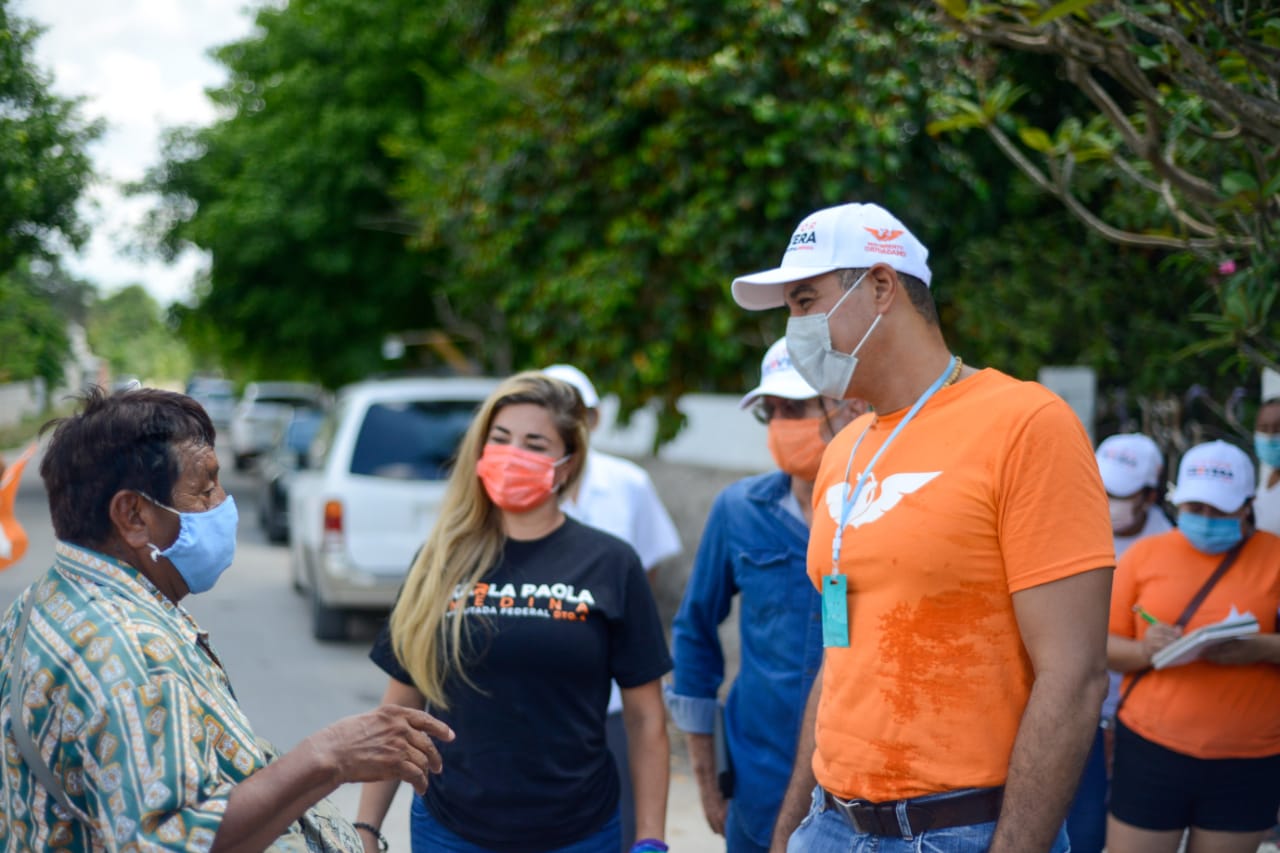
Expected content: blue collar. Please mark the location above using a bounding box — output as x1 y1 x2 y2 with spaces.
744 470 794 506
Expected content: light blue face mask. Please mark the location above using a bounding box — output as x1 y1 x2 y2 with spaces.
1177 510 1243 554
1255 433 1280 469
143 493 239 594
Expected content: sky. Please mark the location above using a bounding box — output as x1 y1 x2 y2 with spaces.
15 0 260 307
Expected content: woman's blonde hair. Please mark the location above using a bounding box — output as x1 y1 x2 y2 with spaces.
389 371 589 707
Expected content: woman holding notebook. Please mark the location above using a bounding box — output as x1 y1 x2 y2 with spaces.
1106 440 1280 853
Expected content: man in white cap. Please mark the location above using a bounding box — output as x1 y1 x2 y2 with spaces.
731 202 1114 853
1067 433 1173 853
1105 439 1280 853
668 339 864 853
542 363 682 851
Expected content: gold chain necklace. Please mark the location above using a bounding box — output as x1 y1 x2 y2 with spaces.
943 356 963 387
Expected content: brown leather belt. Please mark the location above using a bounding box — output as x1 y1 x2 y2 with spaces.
823 786 1004 837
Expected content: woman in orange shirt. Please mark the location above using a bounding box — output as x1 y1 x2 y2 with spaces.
1106 440 1280 853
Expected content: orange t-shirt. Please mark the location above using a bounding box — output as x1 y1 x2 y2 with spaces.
1109 529 1280 758
808 369 1113 801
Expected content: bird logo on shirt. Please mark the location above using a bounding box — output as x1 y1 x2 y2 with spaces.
825 471 941 529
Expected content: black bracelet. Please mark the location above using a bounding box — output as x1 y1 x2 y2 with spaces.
353 822 389 852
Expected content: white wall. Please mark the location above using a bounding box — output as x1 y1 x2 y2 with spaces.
0 381 45 429
592 393 772 472
1264 369 1280 403
1038 366 1097 445
596 366 1105 473
596 369 1103 473
0 324 104 431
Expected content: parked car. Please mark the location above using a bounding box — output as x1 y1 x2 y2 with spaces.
287 376 499 640
230 381 328 470
185 377 236 428
257 409 325 544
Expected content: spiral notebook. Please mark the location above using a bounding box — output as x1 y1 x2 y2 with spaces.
1151 606 1259 669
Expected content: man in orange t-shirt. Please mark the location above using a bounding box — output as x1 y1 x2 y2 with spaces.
731 202 1114 853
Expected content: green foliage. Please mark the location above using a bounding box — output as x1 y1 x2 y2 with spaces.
401 0 1004 442
0 4 100 395
85 285 193 383
139 0 473 387
0 260 71 387
948 208 1234 399
0 3 101 276
933 1 1280 375
141 0 1248 443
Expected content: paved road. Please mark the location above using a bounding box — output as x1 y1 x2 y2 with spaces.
1 439 720 852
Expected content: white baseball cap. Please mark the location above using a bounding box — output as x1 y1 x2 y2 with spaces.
738 338 820 409
1096 433 1163 497
1170 440 1255 512
731 202 932 311
542 364 599 409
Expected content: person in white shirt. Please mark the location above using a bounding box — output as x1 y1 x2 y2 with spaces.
543 363 683 852
1066 432 1172 853
1251 398 1280 535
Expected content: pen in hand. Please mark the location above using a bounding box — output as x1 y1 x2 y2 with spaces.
1133 604 1160 625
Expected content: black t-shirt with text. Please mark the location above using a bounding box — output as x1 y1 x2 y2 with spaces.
369 518 672 851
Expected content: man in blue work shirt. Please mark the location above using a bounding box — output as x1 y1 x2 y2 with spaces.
668 339 863 852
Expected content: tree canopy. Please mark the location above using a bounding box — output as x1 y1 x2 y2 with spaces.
0 3 100 390
85 285 193 383
400 1 995 439
932 0 1280 377
145 0 1259 441
0 260 72 387
0 3 100 276
140 0 473 386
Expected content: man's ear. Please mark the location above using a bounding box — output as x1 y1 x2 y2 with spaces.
866 264 901 312
586 409 600 432
108 490 153 549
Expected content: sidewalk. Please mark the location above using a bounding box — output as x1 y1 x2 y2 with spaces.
666 721 724 849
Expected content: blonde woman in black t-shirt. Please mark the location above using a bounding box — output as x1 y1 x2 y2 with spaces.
356 372 672 853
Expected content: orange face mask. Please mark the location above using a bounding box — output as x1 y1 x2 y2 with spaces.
767 416 827 481
476 443 567 512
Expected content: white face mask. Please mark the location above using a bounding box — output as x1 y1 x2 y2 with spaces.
785 271 880 399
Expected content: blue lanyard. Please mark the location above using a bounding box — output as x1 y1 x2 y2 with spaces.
830 356 957 574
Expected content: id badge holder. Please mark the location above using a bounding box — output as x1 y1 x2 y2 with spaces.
822 574 850 648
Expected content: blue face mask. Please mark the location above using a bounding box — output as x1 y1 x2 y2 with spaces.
144 494 239 594
1255 433 1280 469
1177 510 1243 554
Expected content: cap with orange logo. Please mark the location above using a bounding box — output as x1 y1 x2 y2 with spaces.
731 202 932 310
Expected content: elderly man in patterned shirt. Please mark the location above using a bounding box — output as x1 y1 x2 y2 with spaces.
0 387 453 852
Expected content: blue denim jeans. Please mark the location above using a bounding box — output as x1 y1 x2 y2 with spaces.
786 786 1071 853
410 795 622 852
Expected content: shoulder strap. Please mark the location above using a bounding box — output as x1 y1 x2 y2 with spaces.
1115 540 1247 716
7 592 79 816
1170 540 1246 629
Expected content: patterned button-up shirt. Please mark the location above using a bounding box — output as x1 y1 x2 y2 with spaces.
0 541 358 852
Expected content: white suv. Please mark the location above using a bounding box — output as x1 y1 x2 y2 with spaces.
287 376 499 640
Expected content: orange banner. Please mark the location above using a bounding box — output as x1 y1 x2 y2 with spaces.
0 443 37 571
